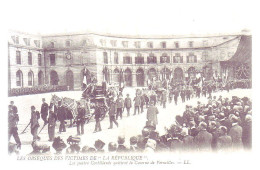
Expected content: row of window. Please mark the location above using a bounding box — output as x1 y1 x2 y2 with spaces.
103 52 200 64
12 36 41 47
16 51 42 66
49 39 209 49
16 70 42 87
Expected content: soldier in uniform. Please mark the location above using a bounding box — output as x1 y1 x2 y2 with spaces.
10 101 18 115
180 88 186 103
57 101 66 133
93 101 103 133
40 98 49 125
8 105 21 149
133 94 141 115
48 103 56 141
30 106 40 141
76 102 86 135
116 94 124 120
108 97 119 129
124 94 132 117
161 90 167 108
173 88 179 105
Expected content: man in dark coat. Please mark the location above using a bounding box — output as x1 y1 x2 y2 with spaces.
194 122 212 151
146 100 159 126
30 106 40 141
216 126 232 151
116 95 124 120
108 98 119 129
228 115 243 150
208 121 219 151
10 101 18 115
40 98 49 125
134 94 141 115
181 127 194 152
173 89 179 105
93 102 103 133
76 102 86 135
124 94 132 116
8 105 21 149
180 89 186 103
242 115 252 150
56 101 66 133
48 103 57 141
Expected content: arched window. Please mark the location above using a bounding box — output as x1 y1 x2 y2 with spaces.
38 71 44 85
135 53 144 64
16 70 23 87
28 71 34 86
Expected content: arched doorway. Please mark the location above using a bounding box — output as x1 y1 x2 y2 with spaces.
188 67 196 80
124 68 132 87
148 68 157 80
16 70 23 87
174 68 184 82
38 71 44 85
103 67 110 83
136 68 145 86
66 70 74 90
161 67 171 80
113 69 120 83
50 70 59 85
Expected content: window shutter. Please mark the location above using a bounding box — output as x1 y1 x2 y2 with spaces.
181 56 183 63
187 56 189 63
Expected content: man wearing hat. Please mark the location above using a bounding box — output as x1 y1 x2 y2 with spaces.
57 101 66 133
76 102 86 135
30 106 40 141
117 136 128 152
124 94 132 116
116 94 124 120
48 103 57 141
93 101 102 133
94 139 105 153
8 105 21 149
228 115 243 150
146 100 159 127
194 122 212 151
134 94 141 115
216 126 232 151
108 97 119 129
40 98 49 125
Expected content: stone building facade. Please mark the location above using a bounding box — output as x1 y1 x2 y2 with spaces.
8 30 245 91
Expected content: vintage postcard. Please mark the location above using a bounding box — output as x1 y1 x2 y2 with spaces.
3 0 257 170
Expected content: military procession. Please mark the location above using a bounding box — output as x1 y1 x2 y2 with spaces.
8 69 252 155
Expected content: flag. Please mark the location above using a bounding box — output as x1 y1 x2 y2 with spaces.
62 97 78 117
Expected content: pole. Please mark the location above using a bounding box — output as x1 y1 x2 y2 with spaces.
20 122 31 134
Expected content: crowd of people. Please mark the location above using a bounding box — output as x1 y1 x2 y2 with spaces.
9 85 68 97
8 78 252 155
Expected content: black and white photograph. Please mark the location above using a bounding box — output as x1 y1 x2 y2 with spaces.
2 0 258 169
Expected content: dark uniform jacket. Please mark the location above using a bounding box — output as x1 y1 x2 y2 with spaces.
124 97 132 108
31 111 40 129
94 107 102 120
76 108 86 124
116 98 124 108
40 103 48 115
9 111 19 129
108 102 117 116
57 106 66 121
134 96 141 106
48 111 57 127
194 129 213 151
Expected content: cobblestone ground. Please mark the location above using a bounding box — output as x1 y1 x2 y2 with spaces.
8 88 251 155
